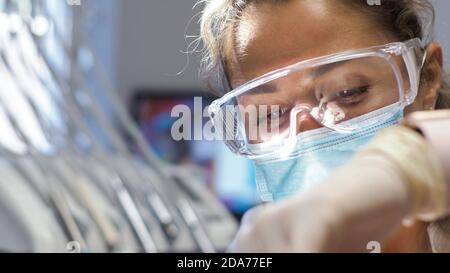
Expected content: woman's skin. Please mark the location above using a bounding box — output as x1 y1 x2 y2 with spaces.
225 0 444 252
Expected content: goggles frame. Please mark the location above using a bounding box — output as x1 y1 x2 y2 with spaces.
208 38 426 159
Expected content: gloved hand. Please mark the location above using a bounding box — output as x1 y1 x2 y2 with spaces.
229 126 449 252
229 191 343 252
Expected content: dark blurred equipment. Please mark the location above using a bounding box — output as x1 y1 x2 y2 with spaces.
131 92 215 165
132 92 260 218
0 0 237 253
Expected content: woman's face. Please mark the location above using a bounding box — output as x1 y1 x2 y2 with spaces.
226 0 442 133
227 0 443 252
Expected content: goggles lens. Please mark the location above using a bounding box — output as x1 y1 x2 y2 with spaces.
211 43 421 157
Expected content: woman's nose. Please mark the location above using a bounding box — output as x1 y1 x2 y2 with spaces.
294 110 323 135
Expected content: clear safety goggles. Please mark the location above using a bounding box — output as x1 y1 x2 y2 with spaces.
208 39 426 159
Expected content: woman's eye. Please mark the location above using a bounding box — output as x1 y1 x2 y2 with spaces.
269 107 289 119
258 107 290 125
336 86 369 102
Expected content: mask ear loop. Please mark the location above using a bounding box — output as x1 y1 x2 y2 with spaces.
413 48 428 107
419 49 428 84
421 50 428 69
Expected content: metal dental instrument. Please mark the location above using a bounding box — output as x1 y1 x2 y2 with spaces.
0 96 88 251
15 5 165 252
70 5 217 252
2 0 231 252
2 10 156 252
1 16 122 252
111 175 157 253
1 0 187 252
35 6 184 249
0 35 88 250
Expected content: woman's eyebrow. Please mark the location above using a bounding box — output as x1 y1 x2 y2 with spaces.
313 60 352 78
244 59 362 97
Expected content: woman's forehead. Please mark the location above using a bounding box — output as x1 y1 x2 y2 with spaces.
227 0 395 84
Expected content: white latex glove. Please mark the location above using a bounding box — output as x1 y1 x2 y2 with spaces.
229 154 413 252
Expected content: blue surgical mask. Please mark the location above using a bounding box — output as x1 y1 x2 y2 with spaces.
252 103 404 202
